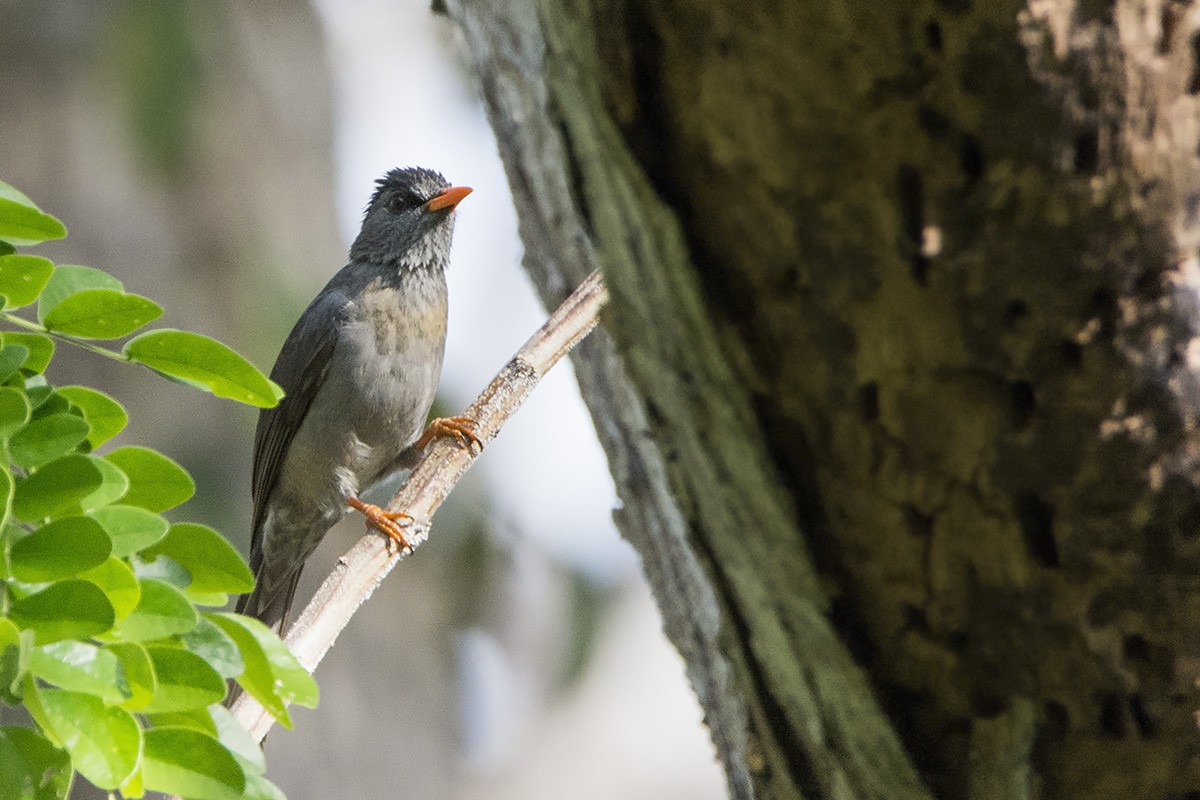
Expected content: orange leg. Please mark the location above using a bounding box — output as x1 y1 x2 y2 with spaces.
347 495 413 550
414 415 481 452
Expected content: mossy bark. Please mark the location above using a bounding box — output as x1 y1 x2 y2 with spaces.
447 0 1200 798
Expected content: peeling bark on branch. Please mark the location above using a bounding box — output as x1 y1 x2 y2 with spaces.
449 2 931 799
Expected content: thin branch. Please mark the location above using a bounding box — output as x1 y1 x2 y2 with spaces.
0 312 134 363
231 269 609 742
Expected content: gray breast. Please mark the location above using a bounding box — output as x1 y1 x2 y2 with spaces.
336 271 448 477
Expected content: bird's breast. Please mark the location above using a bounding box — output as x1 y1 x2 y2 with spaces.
340 277 447 453
270 271 449 513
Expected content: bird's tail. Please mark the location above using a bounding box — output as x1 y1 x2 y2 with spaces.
225 566 302 710
234 564 304 637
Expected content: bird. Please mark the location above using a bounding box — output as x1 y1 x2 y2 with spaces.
236 166 476 634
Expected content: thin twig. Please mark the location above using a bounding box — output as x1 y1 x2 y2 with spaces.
230 269 608 742
0 312 133 363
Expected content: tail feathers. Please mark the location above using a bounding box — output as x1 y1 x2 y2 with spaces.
225 567 302 712
235 564 304 637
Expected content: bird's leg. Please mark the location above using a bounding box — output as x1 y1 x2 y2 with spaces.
414 415 481 452
347 495 413 551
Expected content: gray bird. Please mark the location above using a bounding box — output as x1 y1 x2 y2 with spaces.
237 166 475 633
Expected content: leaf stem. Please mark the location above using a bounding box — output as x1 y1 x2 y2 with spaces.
0 312 132 364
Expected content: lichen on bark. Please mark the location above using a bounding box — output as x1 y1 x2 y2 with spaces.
448 0 1200 797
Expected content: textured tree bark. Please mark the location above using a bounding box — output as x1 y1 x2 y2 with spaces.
445 1 1200 798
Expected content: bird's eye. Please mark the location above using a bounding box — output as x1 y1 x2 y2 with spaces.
387 193 413 213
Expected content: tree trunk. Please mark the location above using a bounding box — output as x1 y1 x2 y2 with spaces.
444 0 1200 797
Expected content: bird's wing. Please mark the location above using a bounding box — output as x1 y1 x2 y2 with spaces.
249 289 347 556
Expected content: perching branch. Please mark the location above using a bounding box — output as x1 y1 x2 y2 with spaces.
231 269 609 742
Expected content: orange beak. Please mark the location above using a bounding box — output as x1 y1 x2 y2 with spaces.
426 185 473 212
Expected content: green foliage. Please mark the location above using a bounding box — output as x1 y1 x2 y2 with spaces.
0 255 54 308
43 289 163 340
124 330 283 407
0 185 66 247
0 179 317 799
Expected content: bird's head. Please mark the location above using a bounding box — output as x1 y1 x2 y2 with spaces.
349 167 471 271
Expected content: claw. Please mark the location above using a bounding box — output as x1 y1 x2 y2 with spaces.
415 415 481 453
347 495 413 551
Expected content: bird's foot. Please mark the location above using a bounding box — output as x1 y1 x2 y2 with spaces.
347 495 414 551
415 415 481 452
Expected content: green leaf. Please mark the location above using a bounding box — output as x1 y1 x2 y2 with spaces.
143 522 254 597
0 386 32 438
9 413 91 469
24 381 50 408
103 446 194 512
186 588 233 608
208 613 317 728
132 552 191 588
108 642 155 711
209 704 264 773
0 726 73 800
180 616 243 679
0 187 66 247
0 254 54 308
26 382 54 411
29 390 69 419
21 675 57 745
88 505 169 557
141 727 244 800
29 640 129 703
37 688 140 789
78 557 141 619
140 646 226 712
36 265 122 322
0 618 29 702
4 333 54 374
123 329 283 408
0 470 13 533
0 241 11 256
119 767 144 799
0 181 39 207
240 768 287 800
146 708 218 735
83 455 130 512
8 580 114 643
9 516 111 581
0 620 17 651
12 454 122 520
57 386 127 447
0 344 29 383
110 578 197 641
11 453 101 519
42 289 163 339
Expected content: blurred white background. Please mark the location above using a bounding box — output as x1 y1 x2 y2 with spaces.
0 1 726 797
